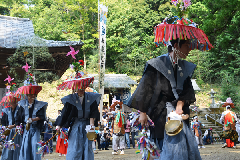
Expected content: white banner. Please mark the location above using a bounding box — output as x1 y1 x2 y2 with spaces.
99 4 108 123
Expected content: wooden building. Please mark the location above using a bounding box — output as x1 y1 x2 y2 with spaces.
0 15 83 108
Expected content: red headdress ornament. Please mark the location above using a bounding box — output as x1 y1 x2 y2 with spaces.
222 97 235 108
57 59 94 91
15 73 42 96
0 76 20 107
154 0 213 51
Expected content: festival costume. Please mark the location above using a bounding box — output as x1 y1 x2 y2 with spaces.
0 77 23 160
127 0 213 159
110 102 126 154
220 98 238 148
14 72 47 160
56 92 100 160
56 59 101 160
18 98 47 160
1 103 22 160
127 53 196 139
159 103 201 160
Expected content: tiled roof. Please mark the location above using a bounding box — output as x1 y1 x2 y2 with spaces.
0 15 83 49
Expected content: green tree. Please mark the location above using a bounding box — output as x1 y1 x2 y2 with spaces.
106 0 167 75
7 36 59 84
188 0 240 82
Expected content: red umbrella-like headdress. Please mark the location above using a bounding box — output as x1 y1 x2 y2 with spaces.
154 17 213 51
15 73 42 96
154 0 213 51
0 92 20 107
0 76 20 107
57 59 94 91
222 97 235 108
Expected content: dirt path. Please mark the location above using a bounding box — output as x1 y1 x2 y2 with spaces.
1 143 240 160
41 144 240 160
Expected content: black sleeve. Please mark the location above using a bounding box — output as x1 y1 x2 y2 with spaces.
89 101 100 119
179 77 196 102
15 107 25 126
1 112 8 126
57 102 78 128
54 115 62 126
178 77 196 108
127 65 157 113
36 105 46 120
178 77 195 126
94 118 99 127
36 105 47 128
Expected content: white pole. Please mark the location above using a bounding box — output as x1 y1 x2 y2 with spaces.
98 1 103 124
98 3 108 124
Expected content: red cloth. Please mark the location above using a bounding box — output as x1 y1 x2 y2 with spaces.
118 113 123 128
226 139 234 148
56 136 68 154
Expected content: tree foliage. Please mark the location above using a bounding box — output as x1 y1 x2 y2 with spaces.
1 0 240 103
7 36 58 85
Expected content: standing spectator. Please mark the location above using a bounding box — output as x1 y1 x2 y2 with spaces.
236 120 240 143
128 112 139 149
131 125 138 149
58 110 61 116
125 117 131 149
192 116 205 149
43 117 53 153
96 122 101 151
100 128 110 150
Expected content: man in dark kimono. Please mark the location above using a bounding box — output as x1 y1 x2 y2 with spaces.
56 88 101 160
127 39 196 151
1 95 22 160
17 85 47 160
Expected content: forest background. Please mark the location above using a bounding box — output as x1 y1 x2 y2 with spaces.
0 0 240 111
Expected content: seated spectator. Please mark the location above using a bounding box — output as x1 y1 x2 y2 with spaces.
203 128 213 145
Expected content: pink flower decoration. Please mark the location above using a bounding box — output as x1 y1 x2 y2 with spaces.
66 46 79 59
226 97 233 103
22 62 31 72
6 85 11 90
4 75 14 84
171 0 178 6
183 0 191 8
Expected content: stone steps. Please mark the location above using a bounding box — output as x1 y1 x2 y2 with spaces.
193 111 223 138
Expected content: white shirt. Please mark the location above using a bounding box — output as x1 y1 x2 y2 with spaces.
79 96 84 105
28 103 33 108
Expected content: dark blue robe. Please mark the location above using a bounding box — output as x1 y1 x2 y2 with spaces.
1 106 22 160
18 99 47 160
127 53 196 139
56 92 101 160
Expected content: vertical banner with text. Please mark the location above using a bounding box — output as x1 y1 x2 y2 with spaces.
99 4 108 123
